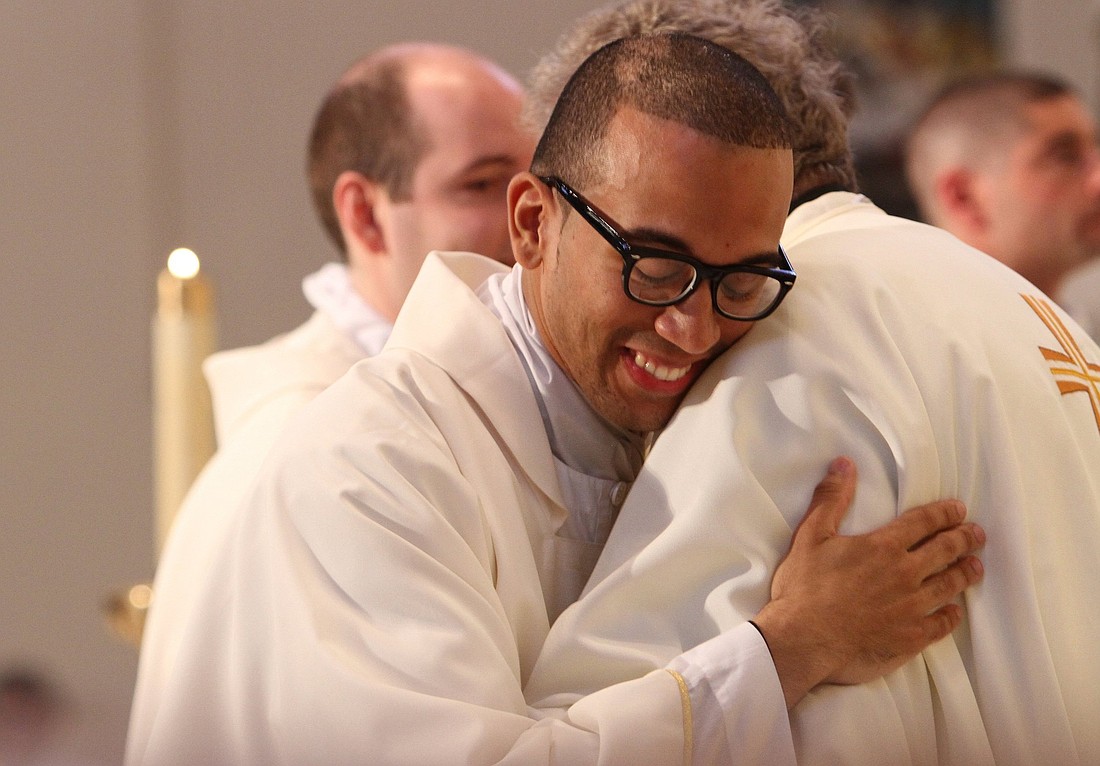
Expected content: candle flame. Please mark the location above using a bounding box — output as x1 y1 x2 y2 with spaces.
167 248 201 280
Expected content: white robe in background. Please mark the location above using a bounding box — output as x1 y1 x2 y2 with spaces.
125 252 787 766
130 266 379 739
526 193 1100 765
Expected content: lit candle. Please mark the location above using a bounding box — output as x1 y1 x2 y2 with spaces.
153 248 216 554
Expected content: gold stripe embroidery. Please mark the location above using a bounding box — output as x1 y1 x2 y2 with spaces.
664 669 693 766
1022 294 1100 434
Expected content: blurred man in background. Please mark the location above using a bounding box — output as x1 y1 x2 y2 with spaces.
209 41 532 451
905 71 1100 337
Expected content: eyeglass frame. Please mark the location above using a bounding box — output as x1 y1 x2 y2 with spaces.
539 174 796 321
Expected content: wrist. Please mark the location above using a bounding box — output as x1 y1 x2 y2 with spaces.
752 602 837 709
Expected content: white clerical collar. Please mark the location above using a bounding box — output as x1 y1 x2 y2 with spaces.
478 265 646 484
302 262 393 357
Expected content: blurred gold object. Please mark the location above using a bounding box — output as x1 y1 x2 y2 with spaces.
154 249 217 555
104 583 153 647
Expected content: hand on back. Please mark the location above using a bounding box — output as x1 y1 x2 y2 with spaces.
753 456 985 708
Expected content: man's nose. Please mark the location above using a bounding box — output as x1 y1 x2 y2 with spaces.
653 285 722 354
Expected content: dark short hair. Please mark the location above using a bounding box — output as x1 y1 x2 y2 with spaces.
525 0 857 195
306 60 429 253
531 32 792 189
921 71 1072 120
909 71 1074 152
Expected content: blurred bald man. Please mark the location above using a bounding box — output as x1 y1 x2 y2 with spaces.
128 43 534 750
213 42 534 448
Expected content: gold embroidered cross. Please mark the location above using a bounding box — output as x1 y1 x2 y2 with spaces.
1023 294 1100 434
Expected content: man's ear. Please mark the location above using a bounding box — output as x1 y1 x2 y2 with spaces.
333 170 387 257
935 167 988 239
508 172 556 268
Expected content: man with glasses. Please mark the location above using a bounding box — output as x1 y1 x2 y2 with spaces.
520 1 1100 763
126 34 984 765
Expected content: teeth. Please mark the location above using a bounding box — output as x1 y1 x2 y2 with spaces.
634 352 690 382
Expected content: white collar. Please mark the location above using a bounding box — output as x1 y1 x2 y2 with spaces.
302 263 393 357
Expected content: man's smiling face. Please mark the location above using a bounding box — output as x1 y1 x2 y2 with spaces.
520 106 793 433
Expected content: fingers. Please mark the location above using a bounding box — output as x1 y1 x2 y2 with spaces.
920 602 965 645
915 554 985 614
910 521 986 574
877 499 968 550
793 456 858 541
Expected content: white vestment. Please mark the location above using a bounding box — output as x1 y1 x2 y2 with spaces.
125 252 787 766
526 193 1100 765
130 266 380 742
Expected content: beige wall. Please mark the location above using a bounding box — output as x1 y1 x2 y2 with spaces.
2 1 1096 761
1002 0 1100 114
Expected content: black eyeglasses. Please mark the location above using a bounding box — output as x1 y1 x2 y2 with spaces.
540 175 796 321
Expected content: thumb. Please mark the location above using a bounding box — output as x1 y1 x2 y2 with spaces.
793 456 857 543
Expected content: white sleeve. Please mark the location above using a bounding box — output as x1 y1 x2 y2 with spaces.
668 621 795 766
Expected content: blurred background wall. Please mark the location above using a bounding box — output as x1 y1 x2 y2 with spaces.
2 1 1098 761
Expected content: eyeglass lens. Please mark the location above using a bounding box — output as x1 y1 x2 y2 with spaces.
628 255 782 319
